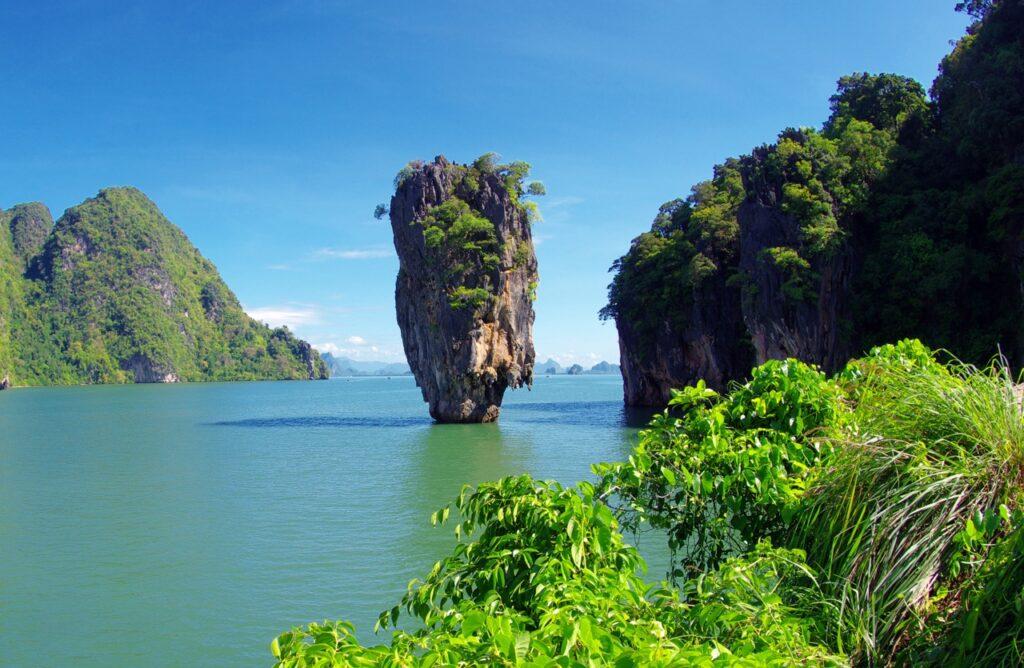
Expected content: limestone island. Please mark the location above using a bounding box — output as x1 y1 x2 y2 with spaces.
387 154 543 422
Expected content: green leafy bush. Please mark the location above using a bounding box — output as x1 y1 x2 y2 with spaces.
448 286 491 311
276 338 1024 665
596 358 844 577
273 477 844 666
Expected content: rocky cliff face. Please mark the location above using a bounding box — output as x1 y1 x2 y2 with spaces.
611 5 1024 405
737 149 853 374
608 139 858 407
616 256 752 407
389 156 538 422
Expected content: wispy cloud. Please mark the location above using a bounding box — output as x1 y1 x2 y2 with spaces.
543 196 585 210
345 335 369 345
266 263 291 271
534 195 583 230
246 305 320 329
312 247 394 260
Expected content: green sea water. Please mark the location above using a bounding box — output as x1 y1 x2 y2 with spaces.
0 375 665 666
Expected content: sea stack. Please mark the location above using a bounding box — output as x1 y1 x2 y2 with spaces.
389 155 540 422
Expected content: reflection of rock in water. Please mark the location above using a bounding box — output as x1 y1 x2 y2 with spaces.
389 424 526 599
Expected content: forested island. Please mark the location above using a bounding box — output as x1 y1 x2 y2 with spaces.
602 0 1024 407
274 2 1024 665
0 187 327 386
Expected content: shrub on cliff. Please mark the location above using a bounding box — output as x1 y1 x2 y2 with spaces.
409 154 542 314
605 0 1024 386
276 339 1024 665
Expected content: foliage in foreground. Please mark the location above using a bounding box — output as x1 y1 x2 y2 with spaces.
275 339 1024 666
274 476 842 666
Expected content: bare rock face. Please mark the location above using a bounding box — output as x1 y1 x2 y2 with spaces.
389 156 538 422
123 354 180 383
617 243 752 407
612 147 853 407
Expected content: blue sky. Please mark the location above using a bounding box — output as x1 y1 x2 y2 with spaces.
1 1 969 364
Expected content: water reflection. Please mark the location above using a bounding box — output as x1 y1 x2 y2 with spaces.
398 422 528 538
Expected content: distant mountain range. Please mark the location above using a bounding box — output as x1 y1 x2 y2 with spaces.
536 358 620 375
321 352 412 377
320 354 620 378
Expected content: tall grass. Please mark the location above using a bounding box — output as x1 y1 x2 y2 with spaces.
951 522 1024 666
793 341 1024 662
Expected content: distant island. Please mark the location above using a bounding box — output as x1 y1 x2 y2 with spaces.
0 187 327 387
321 353 620 379
388 155 541 423
321 352 411 377
537 358 620 375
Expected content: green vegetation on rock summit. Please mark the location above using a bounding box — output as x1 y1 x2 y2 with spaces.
604 0 1024 405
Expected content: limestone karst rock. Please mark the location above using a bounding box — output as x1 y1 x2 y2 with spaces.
389 155 539 422
611 147 854 407
609 0 1024 408
0 187 328 385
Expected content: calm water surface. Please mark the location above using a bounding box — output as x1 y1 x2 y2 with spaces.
0 375 666 666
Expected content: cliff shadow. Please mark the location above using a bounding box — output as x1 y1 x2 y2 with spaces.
500 400 658 429
206 415 427 429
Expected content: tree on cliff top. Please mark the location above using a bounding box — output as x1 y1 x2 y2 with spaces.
604 0 1024 375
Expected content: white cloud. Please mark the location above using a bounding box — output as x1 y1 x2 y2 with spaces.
312 247 393 260
311 341 404 362
345 335 369 346
266 263 291 271
246 305 319 330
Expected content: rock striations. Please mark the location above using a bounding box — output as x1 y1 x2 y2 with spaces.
608 148 861 407
737 148 853 375
389 155 540 422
